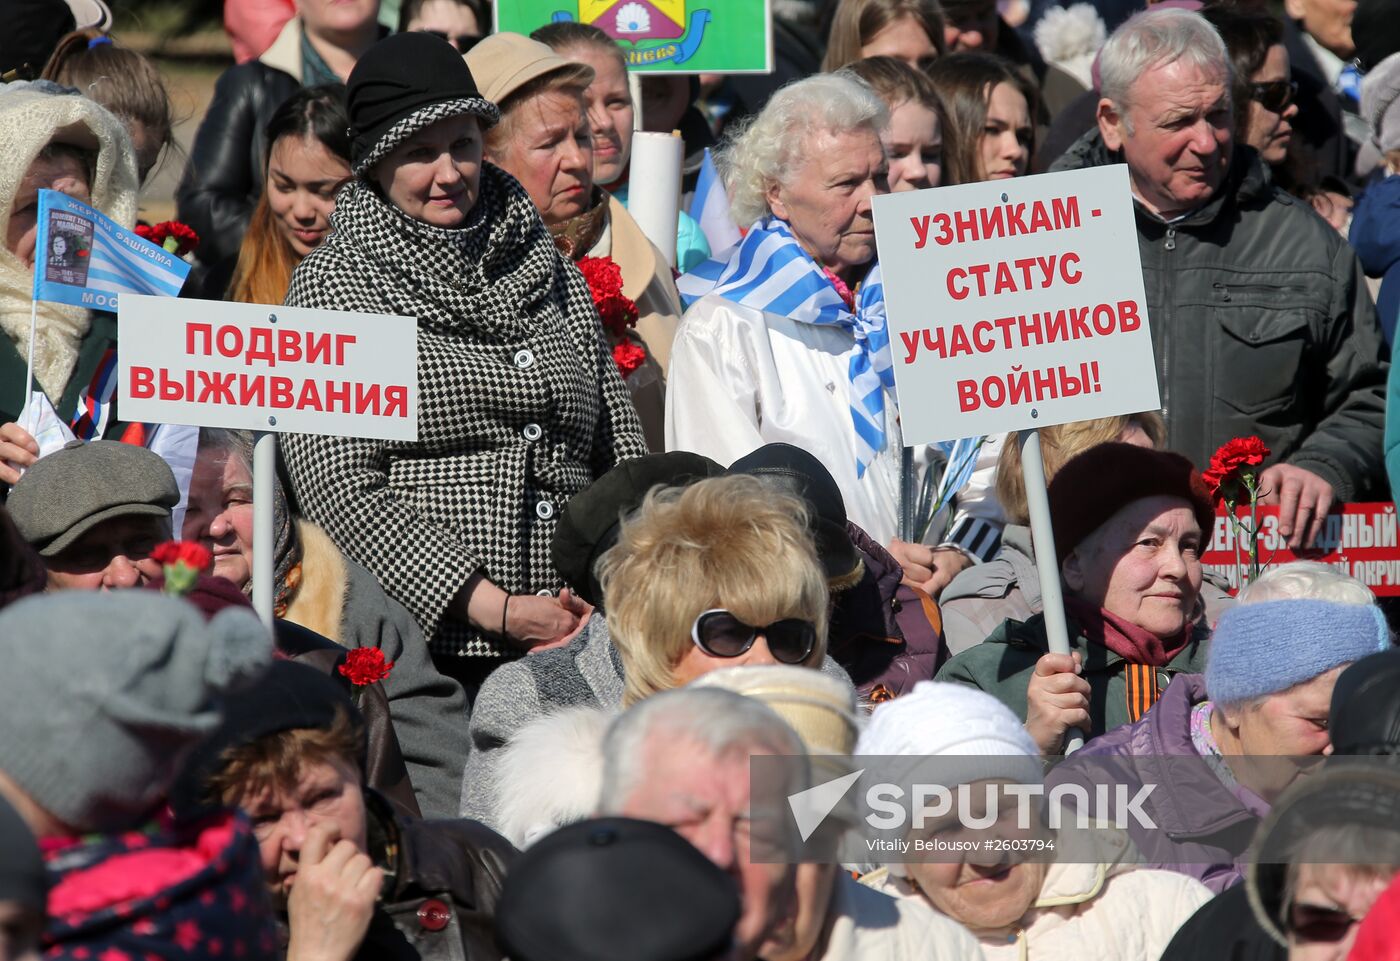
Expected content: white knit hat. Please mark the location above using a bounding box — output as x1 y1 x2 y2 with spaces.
856 681 1041 775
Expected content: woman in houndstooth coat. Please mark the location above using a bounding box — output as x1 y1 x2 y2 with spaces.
278 33 647 683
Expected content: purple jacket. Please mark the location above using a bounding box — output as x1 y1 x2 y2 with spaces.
1046 674 1268 892
826 523 946 700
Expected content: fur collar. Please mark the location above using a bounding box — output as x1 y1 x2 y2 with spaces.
282 519 348 644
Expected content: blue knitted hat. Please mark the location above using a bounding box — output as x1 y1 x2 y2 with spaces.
1206 599 1392 706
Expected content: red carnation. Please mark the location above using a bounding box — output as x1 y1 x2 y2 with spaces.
1204 436 1271 505
612 340 647 378
152 540 213 572
135 220 201 257
339 647 394 687
578 256 640 339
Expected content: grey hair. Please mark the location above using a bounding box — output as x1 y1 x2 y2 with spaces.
197 427 254 476
1099 8 1230 119
597 687 810 813
1237 561 1376 607
719 73 888 227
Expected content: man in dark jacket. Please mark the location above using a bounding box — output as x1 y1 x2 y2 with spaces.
1051 7 1387 549
1280 7 1357 187
185 660 516 961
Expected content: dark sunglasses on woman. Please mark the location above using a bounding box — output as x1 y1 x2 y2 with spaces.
691 609 817 665
1285 901 1363 943
1250 79 1298 113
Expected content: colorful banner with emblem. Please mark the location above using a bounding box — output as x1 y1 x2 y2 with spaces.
33 189 190 310
496 0 771 73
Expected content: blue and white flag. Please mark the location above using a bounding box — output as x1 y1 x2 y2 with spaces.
32 189 189 310
687 148 741 258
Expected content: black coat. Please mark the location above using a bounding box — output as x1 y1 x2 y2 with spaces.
1051 131 1387 499
1159 884 1284 961
175 59 299 279
299 792 517 961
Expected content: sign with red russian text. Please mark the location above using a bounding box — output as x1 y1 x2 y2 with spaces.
118 296 418 442
1204 503 1400 595
870 165 1161 445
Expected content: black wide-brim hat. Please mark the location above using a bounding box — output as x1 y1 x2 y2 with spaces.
347 31 500 175
552 451 725 609
728 443 863 587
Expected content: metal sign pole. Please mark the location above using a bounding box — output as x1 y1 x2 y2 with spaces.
252 431 277 630
1018 427 1084 754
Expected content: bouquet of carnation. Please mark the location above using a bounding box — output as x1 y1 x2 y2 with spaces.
578 256 646 378
135 221 200 261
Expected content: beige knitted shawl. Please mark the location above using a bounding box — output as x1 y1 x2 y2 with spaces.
0 84 139 399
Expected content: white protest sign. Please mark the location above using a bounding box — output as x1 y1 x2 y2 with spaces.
871 165 1160 446
118 295 418 442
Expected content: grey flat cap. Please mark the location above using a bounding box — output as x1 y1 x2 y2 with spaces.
8 439 178 557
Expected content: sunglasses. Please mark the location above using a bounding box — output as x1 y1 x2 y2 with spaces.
690 609 817 665
421 29 483 52
1285 903 1362 943
1250 79 1298 113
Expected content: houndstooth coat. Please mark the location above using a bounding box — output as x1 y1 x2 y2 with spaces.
280 166 648 658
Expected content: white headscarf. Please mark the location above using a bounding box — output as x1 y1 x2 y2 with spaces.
0 81 139 399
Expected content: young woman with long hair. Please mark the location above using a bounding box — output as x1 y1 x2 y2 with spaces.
226 85 350 304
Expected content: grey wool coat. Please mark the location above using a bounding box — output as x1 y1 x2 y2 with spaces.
283 520 471 819
281 168 648 660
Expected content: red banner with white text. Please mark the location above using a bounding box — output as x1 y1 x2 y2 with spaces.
1202 503 1400 595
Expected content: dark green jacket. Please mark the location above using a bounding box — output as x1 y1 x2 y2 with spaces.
1051 133 1388 500
0 312 127 438
934 611 1210 740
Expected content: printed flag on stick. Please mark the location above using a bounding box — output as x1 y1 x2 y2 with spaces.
32 189 189 309
19 189 190 439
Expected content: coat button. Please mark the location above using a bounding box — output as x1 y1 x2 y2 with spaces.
536 500 555 520
536 588 554 597
417 898 451 932
514 349 535 369
523 423 543 441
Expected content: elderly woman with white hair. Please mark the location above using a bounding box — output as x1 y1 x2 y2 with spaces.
858 681 1212 959
668 74 1000 591
1048 561 1392 892
668 74 906 545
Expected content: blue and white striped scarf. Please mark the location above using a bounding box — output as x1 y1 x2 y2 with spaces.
677 218 896 476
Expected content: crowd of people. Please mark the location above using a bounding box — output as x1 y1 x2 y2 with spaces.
2 0 1400 957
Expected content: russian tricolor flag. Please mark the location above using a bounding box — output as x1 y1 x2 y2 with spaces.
687 148 741 259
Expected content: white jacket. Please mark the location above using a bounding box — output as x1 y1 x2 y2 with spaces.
863 860 1211 961
665 294 1006 550
820 873 984 961
665 294 908 543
